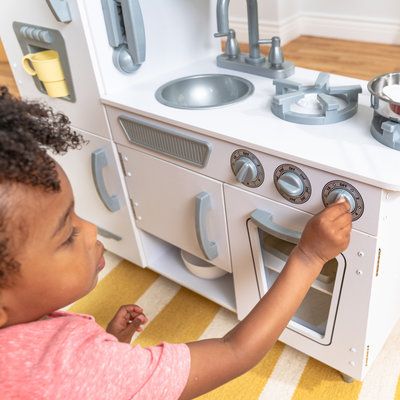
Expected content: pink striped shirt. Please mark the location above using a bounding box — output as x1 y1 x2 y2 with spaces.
0 311 190 399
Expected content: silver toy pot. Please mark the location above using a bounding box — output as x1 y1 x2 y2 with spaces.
368 72 400 122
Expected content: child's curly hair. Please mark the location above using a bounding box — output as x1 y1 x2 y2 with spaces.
0 86 85 288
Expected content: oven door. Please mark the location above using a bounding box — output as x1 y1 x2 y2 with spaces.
248 209 345 345
224 184 345 345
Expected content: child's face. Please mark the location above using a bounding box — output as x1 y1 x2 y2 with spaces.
0 163 105 327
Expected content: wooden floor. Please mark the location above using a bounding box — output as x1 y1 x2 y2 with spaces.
0 59 19 98
281 36 400 81
1 35 400 98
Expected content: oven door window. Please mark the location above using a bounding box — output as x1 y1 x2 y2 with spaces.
248 211 345 345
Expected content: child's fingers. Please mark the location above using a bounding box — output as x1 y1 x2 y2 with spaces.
328 198 350 212
128 313 147 325
121 304 143 313
334 212 353 233
129 305 145 318
127 314 147 333
323 199 351 221
130 317 142 328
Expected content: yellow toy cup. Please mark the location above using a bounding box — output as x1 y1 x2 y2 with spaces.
22 50 69 98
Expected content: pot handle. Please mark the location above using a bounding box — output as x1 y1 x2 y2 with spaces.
195 192 218 260
370 94 379 110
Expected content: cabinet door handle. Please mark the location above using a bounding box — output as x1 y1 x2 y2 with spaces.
91 148 121 212
250 209 301 244
195 192 218 260
97 226 122 241
45 0 72 23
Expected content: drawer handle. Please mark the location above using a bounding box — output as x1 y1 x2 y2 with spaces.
91 148 120 212
195 192 218 260
250 209 301 244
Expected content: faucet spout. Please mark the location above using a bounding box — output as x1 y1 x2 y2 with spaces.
216 0 264 63
214 0 295 79
216 0 230 35
246 0 264 64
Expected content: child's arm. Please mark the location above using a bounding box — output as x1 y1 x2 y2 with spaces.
179 199 352 400
106 304 147 343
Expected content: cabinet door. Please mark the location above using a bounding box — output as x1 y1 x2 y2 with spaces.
53 129 144 266
119 146 231 272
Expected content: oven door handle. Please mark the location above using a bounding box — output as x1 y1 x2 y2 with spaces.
195 192 218 261
250 209 301 244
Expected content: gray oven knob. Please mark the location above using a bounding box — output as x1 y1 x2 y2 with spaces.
230 149 264 188
326 189 356 212
274 164 311 204
322 180 364 221
277 172 304 197
234 157 258 183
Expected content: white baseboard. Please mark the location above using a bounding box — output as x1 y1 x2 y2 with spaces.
230 12 400 46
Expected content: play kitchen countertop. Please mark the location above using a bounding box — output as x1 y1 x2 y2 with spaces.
101 57 400 191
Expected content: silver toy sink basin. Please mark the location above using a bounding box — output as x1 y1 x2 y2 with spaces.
155 74 254 109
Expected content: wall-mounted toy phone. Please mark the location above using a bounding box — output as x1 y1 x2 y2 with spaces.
101 0 146 74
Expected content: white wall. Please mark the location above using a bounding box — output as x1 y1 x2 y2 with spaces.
228 0 400 45
300 0 400 21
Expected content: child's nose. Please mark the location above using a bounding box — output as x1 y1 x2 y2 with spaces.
80 217 98 245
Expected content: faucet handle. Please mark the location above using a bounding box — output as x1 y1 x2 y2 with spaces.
214 29 240 59
258 36 284 66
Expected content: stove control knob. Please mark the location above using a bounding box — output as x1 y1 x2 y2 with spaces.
322 180 364 221
326 189 356 212
230 149 264 188
274 164 311 204
234 157 258 183
277 172 304 197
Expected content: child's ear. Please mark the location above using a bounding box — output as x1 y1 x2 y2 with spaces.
0 306 8 328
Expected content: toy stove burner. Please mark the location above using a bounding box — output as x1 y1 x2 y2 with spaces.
271 72 362 125
370 112 400 151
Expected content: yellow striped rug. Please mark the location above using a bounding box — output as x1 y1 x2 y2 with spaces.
68 254 400 400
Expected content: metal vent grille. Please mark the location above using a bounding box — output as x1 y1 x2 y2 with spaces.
118 115 211 167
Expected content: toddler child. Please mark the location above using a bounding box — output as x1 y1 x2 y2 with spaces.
0 87 352 399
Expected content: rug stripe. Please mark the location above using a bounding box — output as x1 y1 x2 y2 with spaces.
291 357 362 400
395 377 400 400
130 276 181 342
133 287 220 348
198 307 238 340
357 317 400 400
98 251 123 281
68 260 159 329
196 341 285 400
258 345 309 400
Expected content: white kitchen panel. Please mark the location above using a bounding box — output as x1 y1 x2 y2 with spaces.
0 0 110 138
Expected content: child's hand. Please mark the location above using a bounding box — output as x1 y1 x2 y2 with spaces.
296 198 352 268
106 304 147 343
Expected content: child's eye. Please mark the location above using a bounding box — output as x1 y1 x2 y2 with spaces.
64 227 79 246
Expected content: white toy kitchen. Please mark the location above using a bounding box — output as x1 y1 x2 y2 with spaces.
2 0 400 383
